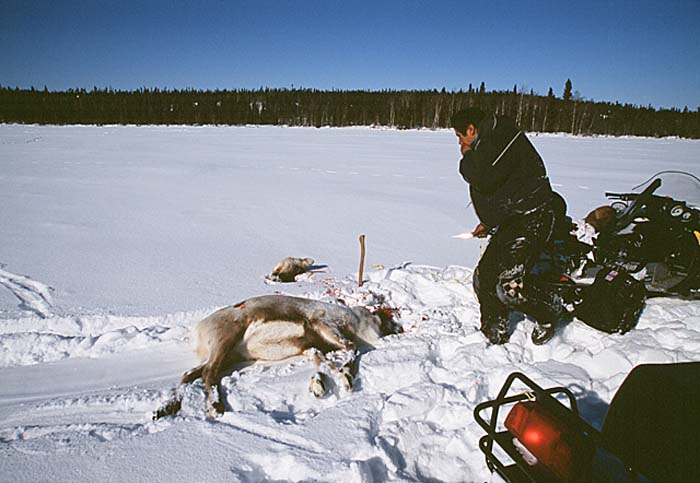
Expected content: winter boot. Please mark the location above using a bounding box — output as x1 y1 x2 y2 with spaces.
531 321 557 345
481 316 510 345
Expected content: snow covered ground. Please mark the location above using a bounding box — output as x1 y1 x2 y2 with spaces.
1 124 699 482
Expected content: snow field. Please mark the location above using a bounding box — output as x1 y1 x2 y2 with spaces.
1 125 699 482
2 264 700 482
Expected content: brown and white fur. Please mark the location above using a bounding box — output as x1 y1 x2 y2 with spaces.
154 294 399 418
270 257 315 282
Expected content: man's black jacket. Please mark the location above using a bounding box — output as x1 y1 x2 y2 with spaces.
459 113 554 228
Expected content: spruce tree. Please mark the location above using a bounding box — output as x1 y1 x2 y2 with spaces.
563 79 572 101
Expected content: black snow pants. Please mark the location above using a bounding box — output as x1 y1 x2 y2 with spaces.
473 206 563 343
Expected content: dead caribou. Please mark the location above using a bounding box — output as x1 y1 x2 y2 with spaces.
154 294 400 419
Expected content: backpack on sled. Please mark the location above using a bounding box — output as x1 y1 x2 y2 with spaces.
574 266 646 334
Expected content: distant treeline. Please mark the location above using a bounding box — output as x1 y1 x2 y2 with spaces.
1 83 698 138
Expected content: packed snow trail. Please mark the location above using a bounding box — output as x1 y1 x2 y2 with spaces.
0 309 206 368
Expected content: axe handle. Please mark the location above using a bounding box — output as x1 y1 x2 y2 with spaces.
358 234 366 287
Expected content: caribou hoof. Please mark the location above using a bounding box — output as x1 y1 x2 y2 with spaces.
207 401 225 418
206 385 225 417
340 368 354 391
309 373 326 398
153 397 182 420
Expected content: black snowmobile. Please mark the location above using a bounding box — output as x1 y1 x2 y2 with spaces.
530 170 700 335
594 170 700 297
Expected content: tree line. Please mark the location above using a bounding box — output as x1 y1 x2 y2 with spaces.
1 81 698 138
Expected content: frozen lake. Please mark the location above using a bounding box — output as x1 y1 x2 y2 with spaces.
1 124 697 318
1 125 699 482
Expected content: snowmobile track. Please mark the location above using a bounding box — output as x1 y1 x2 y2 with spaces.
0 266 54 318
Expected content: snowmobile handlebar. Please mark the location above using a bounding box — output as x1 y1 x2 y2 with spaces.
611 178 662 231
605 192 636 201
605 178 662 202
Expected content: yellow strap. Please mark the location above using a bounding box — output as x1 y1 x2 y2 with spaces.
694 230 700 246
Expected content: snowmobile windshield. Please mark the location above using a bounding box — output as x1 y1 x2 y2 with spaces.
632 171 700 209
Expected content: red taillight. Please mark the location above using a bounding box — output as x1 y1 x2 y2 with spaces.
505 401 590 480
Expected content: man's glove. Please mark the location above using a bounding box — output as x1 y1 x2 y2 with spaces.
472 223 490 238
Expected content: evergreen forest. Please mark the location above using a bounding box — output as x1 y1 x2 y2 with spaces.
1 81 698 138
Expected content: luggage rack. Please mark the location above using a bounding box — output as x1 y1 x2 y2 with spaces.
473 372 593 483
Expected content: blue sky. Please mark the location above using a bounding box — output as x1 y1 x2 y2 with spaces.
2 0 698 109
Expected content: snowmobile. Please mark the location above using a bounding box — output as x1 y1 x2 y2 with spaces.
474 363 700 482
594 170 700 297
530 170 700 334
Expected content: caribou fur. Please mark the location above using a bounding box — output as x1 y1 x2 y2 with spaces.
154 294 399 418
270 257 315 282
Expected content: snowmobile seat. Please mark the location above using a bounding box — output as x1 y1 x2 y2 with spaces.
602 362 700 483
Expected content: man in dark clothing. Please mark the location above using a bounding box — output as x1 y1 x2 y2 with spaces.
451 108 563 345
